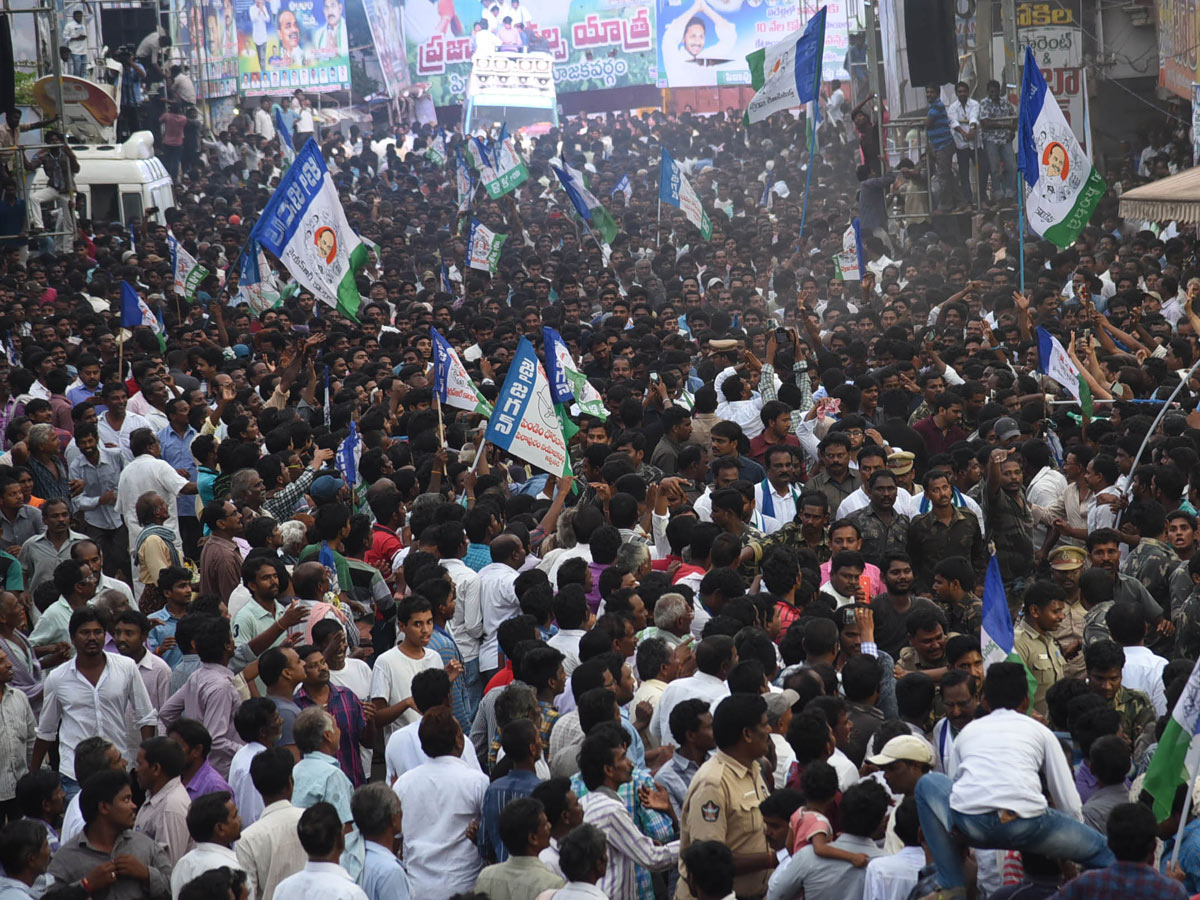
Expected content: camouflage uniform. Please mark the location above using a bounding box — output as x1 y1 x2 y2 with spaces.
808 470 859 519
907 400 932 427
847 506 911 569
1013 618 1066 718
1107 686 1157 764
906 507 988 593
1173 583 1200 661
744 522 831 571
942 591 982 638
1083 600 1113 647
1122 537 1179 617
981 486 1034 583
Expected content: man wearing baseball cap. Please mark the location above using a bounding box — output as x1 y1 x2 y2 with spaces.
913 662 1113 900
867 734 934 855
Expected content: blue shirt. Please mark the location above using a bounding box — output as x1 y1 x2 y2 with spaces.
927 99 953 150
158 424 198 517
148 608 183 668
620 708 645 768
292 751 354 823
65 384 100 409
479 768 542 863
430 625 471 733
358 841 412 900
1163 817 1200 894
464 542 491 572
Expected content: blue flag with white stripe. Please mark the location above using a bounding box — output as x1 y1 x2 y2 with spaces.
336 420 361 486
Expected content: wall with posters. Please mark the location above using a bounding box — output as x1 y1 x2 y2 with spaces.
236 0 351 95
170 0 241 100
1159 0 1197 100
361 0 409 97
405 0 657 106
654 0 847 89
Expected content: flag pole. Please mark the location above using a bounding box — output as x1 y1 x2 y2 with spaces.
799 105 817 242
656 197 661 248
1172 766 1200 867
1018 181 1025 294
435 394 447 475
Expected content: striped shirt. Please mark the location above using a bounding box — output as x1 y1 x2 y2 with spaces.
430 625 472 733
579 787 678 900
926 98 953 150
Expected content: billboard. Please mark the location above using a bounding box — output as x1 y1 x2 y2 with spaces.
654 0 847 88
169 0 240 99
405 0 657 105
235 0 351 96
1159 0 1198 100
362 0 410 97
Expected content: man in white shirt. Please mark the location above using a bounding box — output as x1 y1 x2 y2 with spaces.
436 525 485 706
228 698 283 828
273 802 367 900
236 747 308 900
476 534 525 680
32 609 156 795
254 98 276 141
946 81 981 210
384 668 479 782
862 796 925 900
392 708 489 900
1107 601 1168 716
912 662 1115 898
714 366 778 440
170 790 246 899
116 427 197 571
1021 442 1067 551
835 447 923 520
370 596 451 739
650 635 733 747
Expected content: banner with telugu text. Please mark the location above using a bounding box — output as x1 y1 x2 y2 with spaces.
405 0 658 105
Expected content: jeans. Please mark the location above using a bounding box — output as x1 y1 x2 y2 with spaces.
70 53 87 77
61 774 80 802
931 144 955 211
915 773 1114 890
984 141 1017 200
462 656 483 724
955 148 976 207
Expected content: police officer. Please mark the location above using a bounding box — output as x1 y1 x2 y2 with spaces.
1012 580 1068 719
1049 544 1087 678
677 693 774 900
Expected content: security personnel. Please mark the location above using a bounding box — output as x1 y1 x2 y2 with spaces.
677 693 774 900
1012 580 1068 719
1049 544 1088 678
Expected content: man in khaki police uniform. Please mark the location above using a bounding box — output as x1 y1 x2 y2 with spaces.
1049 544 1088 678
677 693 775 900
1012 580 1068 719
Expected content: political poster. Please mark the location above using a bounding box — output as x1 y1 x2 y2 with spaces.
404 0 657 105
655 0 848 89
236 0 351 95
169 0 239 99
361 0 411 98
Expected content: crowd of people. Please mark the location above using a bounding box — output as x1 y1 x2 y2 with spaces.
0 56 1198 900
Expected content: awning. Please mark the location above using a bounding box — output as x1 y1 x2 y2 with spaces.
1119 167 1200 224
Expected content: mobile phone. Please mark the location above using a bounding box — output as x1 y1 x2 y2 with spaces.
650 372 659 383
846 608 856 623
858 575 871 599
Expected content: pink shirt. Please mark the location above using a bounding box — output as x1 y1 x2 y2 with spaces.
788 808 832 855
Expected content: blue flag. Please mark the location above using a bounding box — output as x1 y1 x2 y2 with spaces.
276 107 295 165
122 281 165 350
336 420 361 486
318 541 340 592
484 336 569 475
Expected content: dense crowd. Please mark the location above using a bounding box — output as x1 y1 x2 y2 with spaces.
0 58 1199 900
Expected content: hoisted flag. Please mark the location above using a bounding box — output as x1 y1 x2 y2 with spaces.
612 174 632 204
480 135 529 199
432 326 493 416
168 233 209 301
551 164 618 245
659 149 712 240
543 326 607 419
1017 45 1106 248
121 281 165 351
234 238 281 315
427 129 447 166
980 554 1038 705
834 219 864 281
1036 326 1092 417
744 7 826 125
1144 656 1200 820
251 138 369 322
275 107 295 169
484 336 569 476
336 419 362 486
456 149 475 214
467 219 507 273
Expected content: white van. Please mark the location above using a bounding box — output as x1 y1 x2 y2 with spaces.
31 131 174 227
